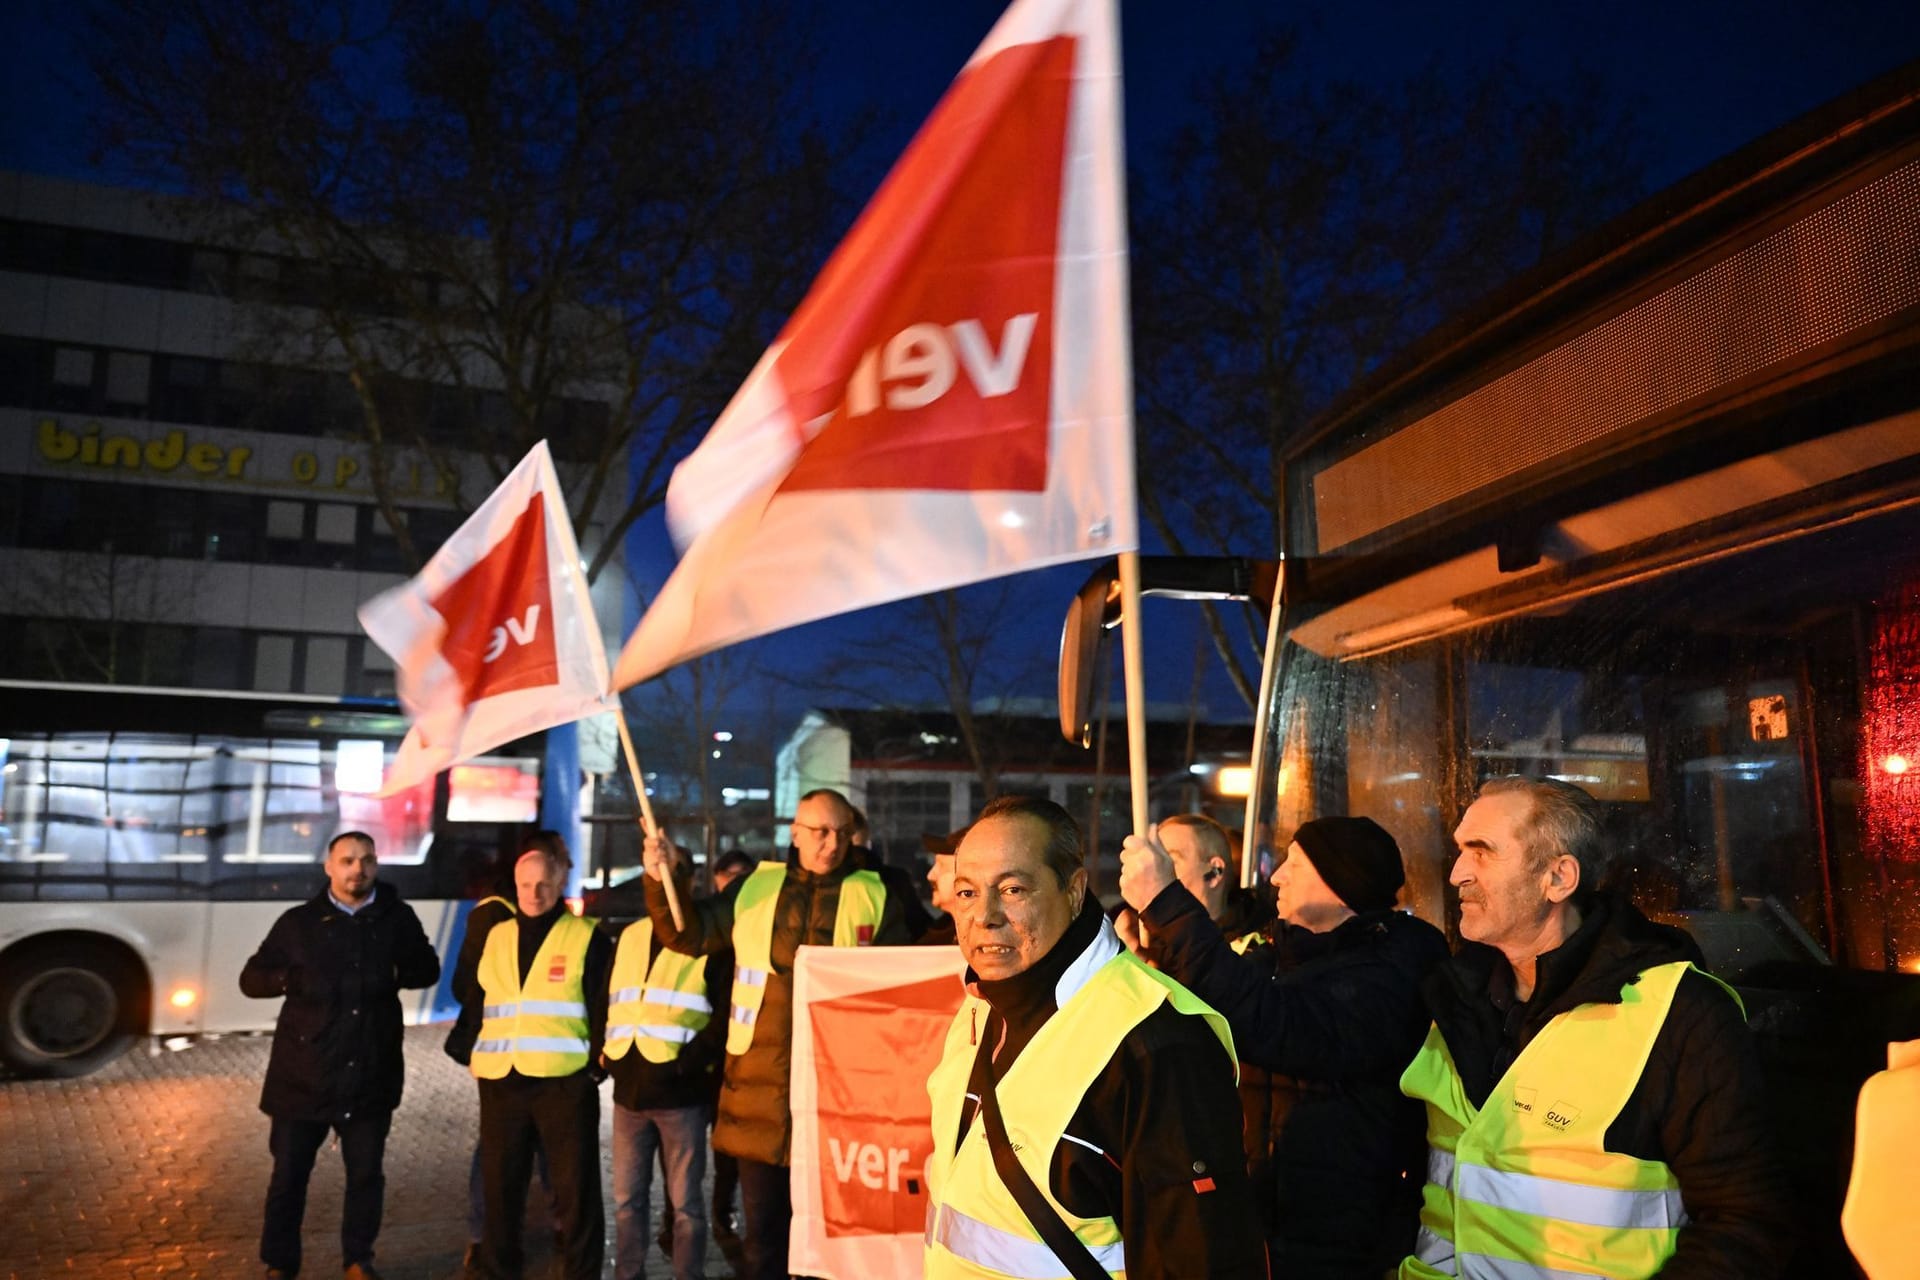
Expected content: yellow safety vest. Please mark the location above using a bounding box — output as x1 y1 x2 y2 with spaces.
726 861 887 1057
924 926 1237 1279
1399 960 1735 1280
606 916 712 1063
472 912 597 1079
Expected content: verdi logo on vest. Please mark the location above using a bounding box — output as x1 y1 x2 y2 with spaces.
809 972 963 1237
429 490 560 701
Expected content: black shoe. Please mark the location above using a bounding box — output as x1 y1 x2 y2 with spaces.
343 1265 385 1280
712 1212 737 1243
264 1270 293 1280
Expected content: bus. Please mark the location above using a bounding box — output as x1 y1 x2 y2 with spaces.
0 680 548 1076
1062 67 1920 1273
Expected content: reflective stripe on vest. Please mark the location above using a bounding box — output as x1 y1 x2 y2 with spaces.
926 1202 1126 1279
923 918 1237 1279
605 916 712 1064
470 912 597 1079
726 861 887 1056
1398 961 1726 1280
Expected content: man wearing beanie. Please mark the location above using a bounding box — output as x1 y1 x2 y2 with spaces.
1120 814 1448 1279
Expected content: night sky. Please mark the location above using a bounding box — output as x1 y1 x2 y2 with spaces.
5 0 1919 728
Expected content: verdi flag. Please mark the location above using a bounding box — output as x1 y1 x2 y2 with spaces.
613 0 1135 689
358 441 613 794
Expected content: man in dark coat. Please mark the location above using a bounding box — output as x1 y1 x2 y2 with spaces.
641 788 909 1280
1408 776 1792 1278
240 830 441 1280
1120 813 1449 1278
925 796 1267 1277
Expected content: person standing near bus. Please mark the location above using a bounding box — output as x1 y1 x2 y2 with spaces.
467 835 612 1280
240 830 441 1280
640 788 910 1280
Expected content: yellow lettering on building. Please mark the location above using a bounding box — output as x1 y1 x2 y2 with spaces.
35 417 253 483
333 454 360 488
37 418 80 461
144 431 185 471
187 442 224 474
292 451 319 483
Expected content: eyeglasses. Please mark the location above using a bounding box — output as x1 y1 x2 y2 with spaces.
793 823 854 839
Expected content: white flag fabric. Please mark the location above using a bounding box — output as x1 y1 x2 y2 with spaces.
613 0 1135 689
359 441 613 795
789 944 968 1279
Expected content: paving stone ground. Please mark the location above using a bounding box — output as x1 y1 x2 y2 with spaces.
0 1027 741 1280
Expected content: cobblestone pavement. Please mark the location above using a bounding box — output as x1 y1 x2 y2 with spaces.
0 1028 741 1280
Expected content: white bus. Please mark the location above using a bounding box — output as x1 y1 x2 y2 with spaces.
0 680 547 1076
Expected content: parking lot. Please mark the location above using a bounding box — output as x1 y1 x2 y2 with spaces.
0 1026 733 1279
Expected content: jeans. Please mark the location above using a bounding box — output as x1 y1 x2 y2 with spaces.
612 1103 709 1280
260 1109 391 1275
735 1156 792 1280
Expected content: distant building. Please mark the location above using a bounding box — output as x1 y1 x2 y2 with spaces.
775 705 1254 885
0 171 627 698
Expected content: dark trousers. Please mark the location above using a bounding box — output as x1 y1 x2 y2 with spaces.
475 1072 603 1280
735 1156 792 1280
713 1148 739 1222
261 1109 391 1275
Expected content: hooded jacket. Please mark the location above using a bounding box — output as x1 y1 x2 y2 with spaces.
645 847 909 1165
240 884 440 1122
1420 893 1795 1279
1143 882 1449 1278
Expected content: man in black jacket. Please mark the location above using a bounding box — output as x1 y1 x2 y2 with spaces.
925 795 1266 1277
1402 776 1792 1279
1120 814 1448 1278
240 830 440 1280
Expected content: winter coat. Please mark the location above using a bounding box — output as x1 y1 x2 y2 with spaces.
1421 893 1796 1279
239 885 440 1122
1143 883 1449 1279
645 847 910 1165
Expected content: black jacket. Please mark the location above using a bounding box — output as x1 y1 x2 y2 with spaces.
1143 882 1449 1278
1422 893 1794 1279
606 933 730 1113
240 884 440 1122
647 848 910 1164
954 899 1267 1279
444 895 516 1066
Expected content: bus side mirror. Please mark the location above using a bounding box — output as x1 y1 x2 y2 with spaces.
1057 556 1282 745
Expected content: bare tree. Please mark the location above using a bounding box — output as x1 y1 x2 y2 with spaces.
1132 32 1648 700
784 582 1054 802
82 0 847 576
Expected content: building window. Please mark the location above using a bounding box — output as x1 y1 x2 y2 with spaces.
266 500 306 542
50 346 96 411
104 351 151 412
303 636 348 696
253 635 296 693
314 503 357 545
866 779 957 866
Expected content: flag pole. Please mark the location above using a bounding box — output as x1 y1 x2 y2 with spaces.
614 706 686 929
1118 551 1151 838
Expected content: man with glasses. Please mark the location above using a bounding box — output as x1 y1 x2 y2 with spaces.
642 788 909 1280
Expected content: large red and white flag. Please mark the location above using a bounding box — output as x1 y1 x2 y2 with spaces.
359 441 613 795
613 0 1134 689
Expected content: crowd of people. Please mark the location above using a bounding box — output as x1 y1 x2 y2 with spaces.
241 774 1793 1279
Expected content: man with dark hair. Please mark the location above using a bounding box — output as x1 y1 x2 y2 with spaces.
923 796 1264 1277
241 831 440 1280
1397 775 1792 1279
467 835 612 1280
641 786 909 1280
1120 814 1448 1277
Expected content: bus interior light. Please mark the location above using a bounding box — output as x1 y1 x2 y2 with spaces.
1213 766 1254 798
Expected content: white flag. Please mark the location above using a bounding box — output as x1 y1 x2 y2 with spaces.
359 441 612 794
613 0 1134 689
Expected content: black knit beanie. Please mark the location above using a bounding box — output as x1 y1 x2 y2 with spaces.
1291 816 1405 912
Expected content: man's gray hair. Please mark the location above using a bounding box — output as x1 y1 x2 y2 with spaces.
518 829 573 876
976 795 1084 889
1478 775 1612 893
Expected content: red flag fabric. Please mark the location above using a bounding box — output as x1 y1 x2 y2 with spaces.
358 441 612 794
613 0 1134 689
789 945 969 1277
